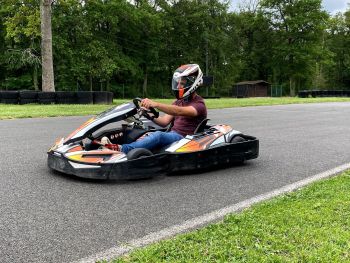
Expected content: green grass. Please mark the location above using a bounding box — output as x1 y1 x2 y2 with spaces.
112 171 350 263
0 97 350 119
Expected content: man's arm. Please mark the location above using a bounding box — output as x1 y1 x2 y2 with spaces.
141 98 198 117
152 114 174 128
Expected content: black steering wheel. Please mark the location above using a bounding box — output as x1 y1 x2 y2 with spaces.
133 98 159 120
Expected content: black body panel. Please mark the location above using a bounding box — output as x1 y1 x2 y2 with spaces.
169 138 258 173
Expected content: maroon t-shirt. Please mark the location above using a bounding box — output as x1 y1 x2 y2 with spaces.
171 95 207 136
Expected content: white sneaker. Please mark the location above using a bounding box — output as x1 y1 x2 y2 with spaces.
101 136 111 145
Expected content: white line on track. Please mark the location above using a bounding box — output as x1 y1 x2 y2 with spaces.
73 162 350 263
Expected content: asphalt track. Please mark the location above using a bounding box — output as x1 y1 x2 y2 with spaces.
0 102 349 263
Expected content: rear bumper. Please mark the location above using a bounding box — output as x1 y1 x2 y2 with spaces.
168 138 259 172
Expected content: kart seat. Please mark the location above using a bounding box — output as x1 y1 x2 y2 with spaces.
194 118 210 134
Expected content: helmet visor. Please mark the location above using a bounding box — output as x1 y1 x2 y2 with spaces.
172 76 188 91
172 76 187 99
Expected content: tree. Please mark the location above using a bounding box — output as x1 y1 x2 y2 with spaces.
1 0 41 90
323 11 350 88
40 0 55 91
261 0 328 95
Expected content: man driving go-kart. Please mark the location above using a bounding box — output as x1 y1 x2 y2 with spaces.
100 64 207 153
48 63 259 180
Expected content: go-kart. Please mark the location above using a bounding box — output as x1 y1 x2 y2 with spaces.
47 98 259 180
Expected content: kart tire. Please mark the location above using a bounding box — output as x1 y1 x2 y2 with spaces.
19 91 38 99
19 91 38 104
229 135 246 144
126 148 153 160
56 91 76 104
38 92 56 104
93 91 109 104
39 99 56 104
76 91 93 104
1 98 18 104
20 98 37 104
107 92 114 104
229 136 246 164
1 91 19 101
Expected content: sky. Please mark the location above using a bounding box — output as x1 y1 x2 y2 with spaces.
323 0 349 13
231 0 349 14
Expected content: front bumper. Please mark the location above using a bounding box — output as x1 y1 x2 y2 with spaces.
48 152 111 179
47 151 169 180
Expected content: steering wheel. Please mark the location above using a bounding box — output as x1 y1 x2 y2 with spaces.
133 98 159 120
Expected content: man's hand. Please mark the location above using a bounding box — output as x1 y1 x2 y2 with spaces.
141 98 158 109
141 97 198 119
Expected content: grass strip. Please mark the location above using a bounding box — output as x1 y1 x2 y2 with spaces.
113 170 350 263
0 97 350 119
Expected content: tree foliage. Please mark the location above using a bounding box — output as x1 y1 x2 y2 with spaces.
0 0 349 96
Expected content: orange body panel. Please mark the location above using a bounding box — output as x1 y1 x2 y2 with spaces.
64 117 95 143
67 145 83 153
67 150 122 164
176 132 223 153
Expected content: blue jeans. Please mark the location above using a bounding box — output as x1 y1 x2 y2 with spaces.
121 131 183 154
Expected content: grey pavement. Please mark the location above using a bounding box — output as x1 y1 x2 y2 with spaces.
0 102 349 262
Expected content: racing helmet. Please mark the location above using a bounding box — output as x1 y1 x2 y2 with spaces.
172 64 203 100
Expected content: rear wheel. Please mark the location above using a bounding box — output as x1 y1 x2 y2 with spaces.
127 148 153 160
229 136 246 164
126 148 155 180
229 135 245 143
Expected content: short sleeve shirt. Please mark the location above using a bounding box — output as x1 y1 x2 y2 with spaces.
171 95 207 136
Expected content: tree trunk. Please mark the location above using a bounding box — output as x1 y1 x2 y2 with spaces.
40 0 55 92
143 70 148 98
289 76 295 97
89 75 93 91
106 80 110 91
33 65 38 91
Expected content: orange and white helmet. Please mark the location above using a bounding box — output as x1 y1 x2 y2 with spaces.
172 64 203 99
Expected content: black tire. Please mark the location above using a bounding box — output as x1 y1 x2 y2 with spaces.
20 98 37 104
107 92 114 104
19 91 38 99
93 91 109 104
229 136 246 164
38 92 56 99
1 98 18 104
39 98 56 104
298 90 307 98
56 91 76 104
76 91 93 104
1 91 19 99
127 148 153 160
19 91 38 104
229 135 246 144
38 92 56 104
